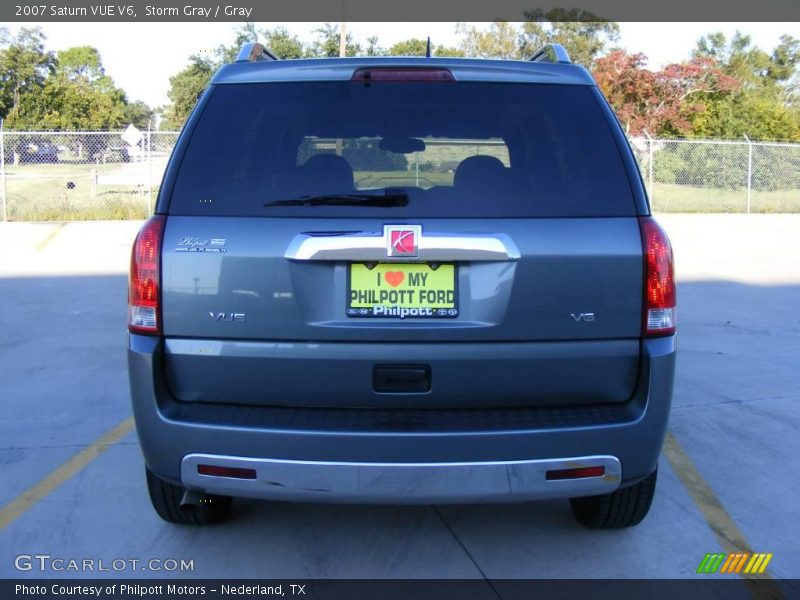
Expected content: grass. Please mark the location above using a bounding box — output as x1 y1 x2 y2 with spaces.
650 183 800 214
2 164 798 220
2 161 155 221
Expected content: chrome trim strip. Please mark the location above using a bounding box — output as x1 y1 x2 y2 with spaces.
285 229 520 262
181 454 621 504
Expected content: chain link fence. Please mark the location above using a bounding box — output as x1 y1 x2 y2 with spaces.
629 136 800 213
0 129 178 221
1 130 799 221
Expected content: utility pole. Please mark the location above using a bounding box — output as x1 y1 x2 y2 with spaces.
336 6 346 158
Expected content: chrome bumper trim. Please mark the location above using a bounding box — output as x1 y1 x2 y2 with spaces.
181 454 621 504
284 228 520 262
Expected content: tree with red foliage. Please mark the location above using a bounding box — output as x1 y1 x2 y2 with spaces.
593 50 738 136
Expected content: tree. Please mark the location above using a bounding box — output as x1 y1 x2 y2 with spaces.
592 50 738 136
365 36 384 56
387 38 464 57
456 21 519 59
0 27 55 121
4 40 152 132
216 24 305 61
308 23 361 57
55 46 105 82
160 56 214 130
124 100 155 129
261 26 305 59
455 15 617 65
519 9 620 67
692 31 800 139
388 38 428 56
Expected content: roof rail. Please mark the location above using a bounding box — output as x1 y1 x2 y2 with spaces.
530 44 572 64
236 42 279 63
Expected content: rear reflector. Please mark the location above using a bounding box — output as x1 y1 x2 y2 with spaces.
639 216 676 337
128 215 165 335
546 466 605 481
351 67 455 82
197 465 257 480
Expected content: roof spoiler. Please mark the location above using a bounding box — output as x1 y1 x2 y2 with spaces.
529 44 572 64
236 42 279 63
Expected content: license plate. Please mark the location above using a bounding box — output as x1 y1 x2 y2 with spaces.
347 263 458 319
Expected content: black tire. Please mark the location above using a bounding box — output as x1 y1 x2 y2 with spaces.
145 468 232 525
569 467 657 529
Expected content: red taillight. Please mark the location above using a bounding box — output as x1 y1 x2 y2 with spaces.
546 466 605 481
197 465 257 479
128 215 165 335
639 216 676 337
351 67 455 82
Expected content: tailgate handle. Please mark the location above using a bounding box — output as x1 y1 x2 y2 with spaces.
285 227 519 262
373 365 431 393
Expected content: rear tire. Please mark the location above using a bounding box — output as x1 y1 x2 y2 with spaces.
145 468 232 525
569 467 657 529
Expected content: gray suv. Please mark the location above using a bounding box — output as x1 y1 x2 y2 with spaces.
128 43 676 528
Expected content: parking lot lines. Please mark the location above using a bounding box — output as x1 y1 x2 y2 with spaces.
663 431 784 598
35 222 68 251
0 417 134 531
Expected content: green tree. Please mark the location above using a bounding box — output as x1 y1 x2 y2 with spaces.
261 26 305 59
124 100 155 129
5 42 149 131
365 36 384 56
388 38 428 56
455 14 618 65
55 46 105 82
0 27 55 121
308 23 361 57
518 9 620 67
160 56 214 130
387 38 464 58
162 23 307 129
216 24 305 62
456 21 520 59
692 31 800 139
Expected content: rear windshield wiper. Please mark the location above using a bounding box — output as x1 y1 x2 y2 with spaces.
264 190 408 208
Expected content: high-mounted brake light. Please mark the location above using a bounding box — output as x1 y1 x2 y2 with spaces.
351 67 455 82
128 215 165 335
639 217 676 337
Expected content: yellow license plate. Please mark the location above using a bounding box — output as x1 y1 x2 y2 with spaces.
347 263 458 319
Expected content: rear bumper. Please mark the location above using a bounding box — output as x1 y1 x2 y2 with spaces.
128 335 675 504
181 454 621 504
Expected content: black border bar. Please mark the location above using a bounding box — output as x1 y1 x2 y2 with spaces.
4 579 800 600
3 0 800 23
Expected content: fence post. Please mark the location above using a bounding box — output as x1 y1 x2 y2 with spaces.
147 120 153 215
744 134 752 214
0 119 6 222
643 130 654 202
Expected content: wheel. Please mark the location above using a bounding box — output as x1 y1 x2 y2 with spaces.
145 467 232 525
569 467 657 529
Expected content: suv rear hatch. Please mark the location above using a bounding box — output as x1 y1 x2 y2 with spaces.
155 73 647 409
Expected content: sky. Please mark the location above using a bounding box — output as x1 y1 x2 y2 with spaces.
7 22 799 108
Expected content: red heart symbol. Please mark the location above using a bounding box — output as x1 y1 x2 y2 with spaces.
384 271 405 288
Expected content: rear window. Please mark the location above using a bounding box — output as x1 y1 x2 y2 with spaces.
168 81 636 218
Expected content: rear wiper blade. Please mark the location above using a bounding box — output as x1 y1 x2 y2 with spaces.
264 190 408 208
